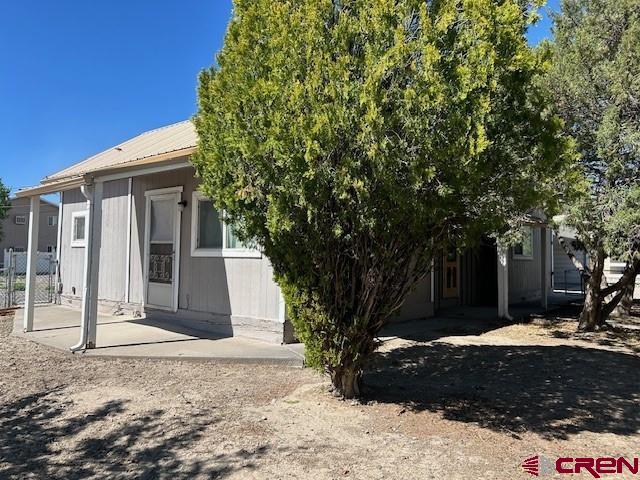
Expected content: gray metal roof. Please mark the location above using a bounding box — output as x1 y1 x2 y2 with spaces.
44 120 197 182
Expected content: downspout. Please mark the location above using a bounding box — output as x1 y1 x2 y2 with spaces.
70 183 94 352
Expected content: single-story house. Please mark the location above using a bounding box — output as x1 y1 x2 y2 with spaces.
16 120 552 349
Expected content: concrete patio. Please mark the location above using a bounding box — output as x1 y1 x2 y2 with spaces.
12 305 305 366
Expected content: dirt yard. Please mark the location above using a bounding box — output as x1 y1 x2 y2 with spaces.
2 305 640 479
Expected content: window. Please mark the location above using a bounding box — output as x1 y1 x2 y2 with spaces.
13 247 25 253
46 245 55 253
513 226 534 259
48 215 58 227
190 191 260 258
15 215 26 225
71 211 88 247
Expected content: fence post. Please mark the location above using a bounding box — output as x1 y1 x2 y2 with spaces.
7 249 13 308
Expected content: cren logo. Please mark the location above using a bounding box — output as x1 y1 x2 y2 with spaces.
522 456 540 477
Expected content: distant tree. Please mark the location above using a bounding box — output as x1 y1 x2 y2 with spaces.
195 0 575 398
545 0 640 330
0 179 10 242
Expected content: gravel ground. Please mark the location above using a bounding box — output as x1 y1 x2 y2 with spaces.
2 306 640 479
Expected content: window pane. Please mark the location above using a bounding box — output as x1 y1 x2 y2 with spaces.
74 216 86 241
225 224 246 249
198 200 223 249
150 199 174 242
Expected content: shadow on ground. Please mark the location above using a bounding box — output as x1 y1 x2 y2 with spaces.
0 387 268 479
365 342 640 440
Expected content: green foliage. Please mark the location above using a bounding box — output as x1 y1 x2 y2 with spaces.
194 0 574 394
0 179 10 242
545 0 640 262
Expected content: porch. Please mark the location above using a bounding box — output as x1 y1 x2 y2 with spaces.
12 305 304 366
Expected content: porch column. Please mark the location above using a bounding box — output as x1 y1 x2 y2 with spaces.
23 195 41 332
540 227 549 310
497 244 512 320
72 181 103 351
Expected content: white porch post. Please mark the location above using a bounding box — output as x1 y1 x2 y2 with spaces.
497 244 512 320
72 181 103 351
23 195 41 332
540 227 549 310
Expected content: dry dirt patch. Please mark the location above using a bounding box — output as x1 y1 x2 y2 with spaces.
2 309 640 479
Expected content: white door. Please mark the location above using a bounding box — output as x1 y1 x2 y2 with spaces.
144 188 182 311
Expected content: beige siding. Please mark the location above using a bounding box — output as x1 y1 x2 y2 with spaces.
59 189 87 297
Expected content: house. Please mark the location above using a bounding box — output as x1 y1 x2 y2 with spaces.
0 197 59 267
16 120 552 350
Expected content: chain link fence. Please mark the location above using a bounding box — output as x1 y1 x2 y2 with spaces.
1 250 57 309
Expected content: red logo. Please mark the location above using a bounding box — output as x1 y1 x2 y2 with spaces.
521 456 540 476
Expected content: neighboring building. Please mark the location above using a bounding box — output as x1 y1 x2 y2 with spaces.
551 227 639 299
15 120 551 349
552 228 588 293
0 197 59 267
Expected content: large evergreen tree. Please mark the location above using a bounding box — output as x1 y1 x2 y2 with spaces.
195 0 575 398
546 0 640 330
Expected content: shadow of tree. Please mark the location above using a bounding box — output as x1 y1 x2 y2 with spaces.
0 387 269 479
365 343 640 440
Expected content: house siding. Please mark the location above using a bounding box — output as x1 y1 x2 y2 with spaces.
59 188 88 298
509 227 543 304
394 274 434 321
98 179 130 303
59 164 285 343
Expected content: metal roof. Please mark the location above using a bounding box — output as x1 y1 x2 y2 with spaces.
15 120 198 198
44 120 197 182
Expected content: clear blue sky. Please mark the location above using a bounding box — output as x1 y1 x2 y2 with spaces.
0 0 558 197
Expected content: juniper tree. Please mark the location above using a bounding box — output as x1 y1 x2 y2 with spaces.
545 0 640 330
194 0 575 398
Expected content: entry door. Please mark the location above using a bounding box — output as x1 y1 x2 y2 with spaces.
443 248 459 298
144 189 182 311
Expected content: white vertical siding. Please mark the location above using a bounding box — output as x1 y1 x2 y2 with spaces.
509 227 543 304
97 179 129 303
59 189 87 297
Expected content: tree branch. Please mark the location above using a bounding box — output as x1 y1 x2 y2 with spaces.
601 257 640 297
556 233 590 274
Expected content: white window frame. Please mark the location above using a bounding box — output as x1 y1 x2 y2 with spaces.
513 226 534 260
71 210 88 248
48 215 58 227
15 215 26 225
190 191 261 258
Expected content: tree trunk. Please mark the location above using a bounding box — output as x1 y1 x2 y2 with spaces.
612 272 637 318
331 365 362 399
578 248 606 331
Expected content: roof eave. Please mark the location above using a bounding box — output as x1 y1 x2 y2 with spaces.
15 146 197 198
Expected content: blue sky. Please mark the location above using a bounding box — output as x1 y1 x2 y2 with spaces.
0 0 558 197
